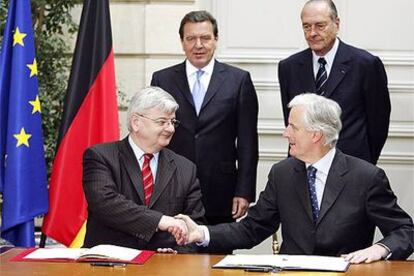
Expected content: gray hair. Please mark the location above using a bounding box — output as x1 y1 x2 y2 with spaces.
288 93 342 147
126 86 178 132
179 10 218 40
304 0 339 21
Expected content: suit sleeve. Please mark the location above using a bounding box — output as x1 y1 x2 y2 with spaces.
83 147 163 242
180 161 206 224
150 72 159 86
235 72 259 202
363 57 391 164
208 165 281 252
366 168 414 259
278 59 290 127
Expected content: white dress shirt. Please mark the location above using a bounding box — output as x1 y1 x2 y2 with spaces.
186 58 215 95
312 37 339 79
128 135 159 181
306 148 336 208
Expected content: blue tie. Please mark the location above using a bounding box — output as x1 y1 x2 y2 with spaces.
315 57 327 95
307 166 319 223
192 70 205 115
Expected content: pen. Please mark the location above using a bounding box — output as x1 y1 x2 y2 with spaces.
244 267 272 273
90 262 127 267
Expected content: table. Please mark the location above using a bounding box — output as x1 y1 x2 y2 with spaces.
1 249 413 275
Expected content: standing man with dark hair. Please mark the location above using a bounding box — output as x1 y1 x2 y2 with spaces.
278 0 390 164
151 11 259 225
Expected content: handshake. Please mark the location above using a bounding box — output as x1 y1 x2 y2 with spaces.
158 214 205 246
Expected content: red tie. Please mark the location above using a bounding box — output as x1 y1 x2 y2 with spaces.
142 153 154 206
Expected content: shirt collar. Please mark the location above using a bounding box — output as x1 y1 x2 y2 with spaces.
306 148 336 175
312 37 339 68
128 135 160 162
186 58 215 79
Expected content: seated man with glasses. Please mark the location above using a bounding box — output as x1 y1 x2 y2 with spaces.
82 86 205 252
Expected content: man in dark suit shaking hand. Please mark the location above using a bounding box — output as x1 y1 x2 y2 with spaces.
278 0 391 165
82 87 205 252
175 93 413 263
151 11 259 225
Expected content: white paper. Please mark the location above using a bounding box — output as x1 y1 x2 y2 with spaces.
24 248 87 260
214 254 350 272
79 244 141 261
23 245 141 262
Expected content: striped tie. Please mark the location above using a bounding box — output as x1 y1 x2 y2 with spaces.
142 153 154 206
315 57 327 95
307 165 319 223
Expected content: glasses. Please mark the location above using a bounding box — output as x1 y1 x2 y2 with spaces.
137 114 180 128
302 22 329 33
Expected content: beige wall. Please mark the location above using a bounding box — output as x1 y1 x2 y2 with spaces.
108 0 414 256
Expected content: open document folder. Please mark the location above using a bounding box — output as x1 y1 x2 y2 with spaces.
213 254 350 272
10 244 154 264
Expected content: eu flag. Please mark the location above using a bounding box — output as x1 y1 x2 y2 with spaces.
0 0 48 247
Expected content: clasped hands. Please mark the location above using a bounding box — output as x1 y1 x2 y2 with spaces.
158 214 203 246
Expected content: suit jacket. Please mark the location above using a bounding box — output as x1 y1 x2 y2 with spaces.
278 40 391 164
151 60 259 218
82 137 205 252
208 150 414 259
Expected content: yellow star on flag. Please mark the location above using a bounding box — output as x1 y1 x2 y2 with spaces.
13 27 27 46
29 95 42 114
27 59 38 77
13 128 32 147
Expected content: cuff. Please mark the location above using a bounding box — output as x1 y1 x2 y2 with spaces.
376 243 392 260
196 225 210 247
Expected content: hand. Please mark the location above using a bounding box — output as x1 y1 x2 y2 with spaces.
157 248 177 254
232 197 249 219
174 214 205 245
343 244 389 264
158 215 188 244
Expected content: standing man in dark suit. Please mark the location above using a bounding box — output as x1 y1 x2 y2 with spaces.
278 0 390 164
175 93 413 263
151 11 259 225
82 86 204 252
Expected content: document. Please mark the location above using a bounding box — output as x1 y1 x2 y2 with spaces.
11 244 155 264
213 254 350 272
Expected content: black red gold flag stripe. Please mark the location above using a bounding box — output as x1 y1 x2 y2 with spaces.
42 0 119 247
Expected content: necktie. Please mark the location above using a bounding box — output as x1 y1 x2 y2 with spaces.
142 153 154 206
307 165 319 223
192 70 205 115
315 57 327 95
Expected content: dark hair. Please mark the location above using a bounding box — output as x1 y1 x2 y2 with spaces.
305 0 338 20
179 10 218 40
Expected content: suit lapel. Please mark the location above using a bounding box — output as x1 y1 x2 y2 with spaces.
119 137 145 202
293 159 314 223
317 151 348 225
298 49 316 93
174 61 195 108
149 149 175 208
324 41 350 98
200 60 226 112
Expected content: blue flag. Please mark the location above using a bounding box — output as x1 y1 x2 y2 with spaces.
0 0 48 247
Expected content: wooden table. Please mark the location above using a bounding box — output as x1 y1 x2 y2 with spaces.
1 249 413 276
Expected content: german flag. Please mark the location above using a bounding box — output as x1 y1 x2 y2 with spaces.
42 0 119 247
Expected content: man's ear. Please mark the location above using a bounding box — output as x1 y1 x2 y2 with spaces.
312 130 324 143
131 114 140 132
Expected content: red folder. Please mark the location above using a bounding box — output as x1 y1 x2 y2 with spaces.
10 248 155 265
